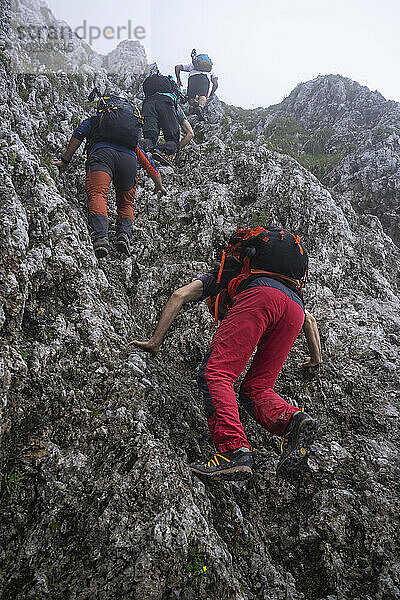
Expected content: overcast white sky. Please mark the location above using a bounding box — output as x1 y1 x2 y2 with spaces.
45 0 400 108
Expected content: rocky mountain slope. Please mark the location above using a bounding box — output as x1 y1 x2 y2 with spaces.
221 75 400 246
1 2 400 600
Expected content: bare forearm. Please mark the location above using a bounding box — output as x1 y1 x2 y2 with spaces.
63 137 82 161
303 312 322 363
210 80 218 96
151 282 203 344
153 173 163 187
179 128 194 149
175 65 183 85
179 120 194 150
152 172 167 195
53 136 83 174
130 280 203 356
149 295 185 347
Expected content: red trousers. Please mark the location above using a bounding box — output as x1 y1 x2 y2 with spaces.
198 285 305 453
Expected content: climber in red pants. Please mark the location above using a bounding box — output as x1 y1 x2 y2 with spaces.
132 227 321 481
193 279 318 481
191 227 319 481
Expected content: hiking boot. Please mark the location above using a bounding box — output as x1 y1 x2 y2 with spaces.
152 151 175 168
276 411 318 479
116 232 132 256
93 237 109 259
142 138 154 153
190 447 253 482
194 106 205 121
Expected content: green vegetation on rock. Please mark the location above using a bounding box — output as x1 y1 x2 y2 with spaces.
3 471 24 497
185 547 207 581
263 116 350 181
40 152 57 179
0 50 10 68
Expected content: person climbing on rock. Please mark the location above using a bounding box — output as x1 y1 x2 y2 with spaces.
175 49 218 121
130 226 322 481
53 93 166 259
141 72 194 168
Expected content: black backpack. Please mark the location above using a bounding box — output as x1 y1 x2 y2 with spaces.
208 226 308 324
88 94 143 151
143 72 174 98
167 75 187 104
226 226 308 281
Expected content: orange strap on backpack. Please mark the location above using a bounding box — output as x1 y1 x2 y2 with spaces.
216 250 227 284
210 227 306 326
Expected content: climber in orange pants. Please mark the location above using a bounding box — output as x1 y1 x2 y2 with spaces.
54 119 166 258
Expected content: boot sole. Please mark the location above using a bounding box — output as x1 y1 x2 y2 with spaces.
94 247 109 259
191 465 253 482
152 152 175 168
276 418 318 479
116 241 131 256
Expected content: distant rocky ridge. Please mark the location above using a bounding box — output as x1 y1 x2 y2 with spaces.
1 2 399 600
223 75 400 246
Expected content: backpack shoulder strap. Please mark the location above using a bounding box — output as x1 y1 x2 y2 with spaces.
131 102 144 125
83 115 96 153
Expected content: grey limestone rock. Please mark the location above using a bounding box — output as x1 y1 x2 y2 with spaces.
0 3 399 600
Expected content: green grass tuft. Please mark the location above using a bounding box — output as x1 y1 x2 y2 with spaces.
0 50 10 68
40 153 57 179
3 471 24 496
39 172 52 186
185 547 207 580
8 151 17 166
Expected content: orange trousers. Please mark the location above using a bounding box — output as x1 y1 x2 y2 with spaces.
84 168 137 221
